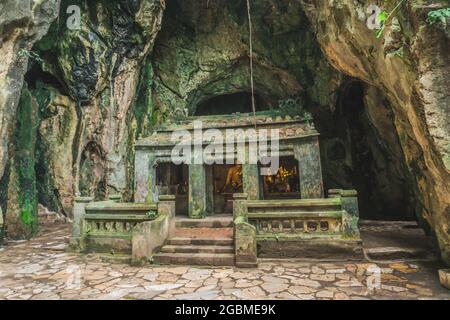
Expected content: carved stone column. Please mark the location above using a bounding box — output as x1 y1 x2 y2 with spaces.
189 164 207 219
243 164 260 200
294 136 324 198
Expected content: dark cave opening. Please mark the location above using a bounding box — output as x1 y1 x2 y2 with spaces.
322 80 415 221
195 92 267 116
24 63 65 92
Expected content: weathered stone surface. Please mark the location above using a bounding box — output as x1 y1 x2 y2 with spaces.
0 0 58 181
438 269 450 290
234 218 257 268
0 0 448 269
2 224 444 300
294 136 324 198
299 0 450 264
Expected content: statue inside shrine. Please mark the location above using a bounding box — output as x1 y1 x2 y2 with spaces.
264 165 299 193
221 161 243 193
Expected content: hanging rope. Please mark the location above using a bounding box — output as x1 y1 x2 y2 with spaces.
246 0 257 128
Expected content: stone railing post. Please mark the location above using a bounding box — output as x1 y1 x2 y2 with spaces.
233 193 249 220
158 195 176 236
233 193 257 268
328 189 360 238
70 196 93 251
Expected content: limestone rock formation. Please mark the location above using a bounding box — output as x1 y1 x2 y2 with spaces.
0 0 448 265
0 0 59 238
0 0 58 187
299 0 450 262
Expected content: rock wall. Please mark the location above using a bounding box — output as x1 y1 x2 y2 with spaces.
0 0 166 238
299 0 450 262
0 0 59 238
0 0 448 264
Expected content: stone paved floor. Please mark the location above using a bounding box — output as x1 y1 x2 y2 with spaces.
0 224 449 300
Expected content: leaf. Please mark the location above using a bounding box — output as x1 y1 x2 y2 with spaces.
376 24 385 39
378 11 387 24
427 8 450 25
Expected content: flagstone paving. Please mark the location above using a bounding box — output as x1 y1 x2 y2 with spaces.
0 224 449 300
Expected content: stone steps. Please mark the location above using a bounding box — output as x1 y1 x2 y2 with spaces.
176 216 233 228
167 237 234 246
161 244 234 254
153 252 235 266
154 218 236 266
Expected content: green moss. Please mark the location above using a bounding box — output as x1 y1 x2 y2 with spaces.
133 56 157 137
13 86 40 238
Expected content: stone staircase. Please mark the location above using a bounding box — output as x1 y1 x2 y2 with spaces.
153 215 235 266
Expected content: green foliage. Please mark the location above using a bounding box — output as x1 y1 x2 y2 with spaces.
375 0 407 39
146 210 159 220
17 49 44 64
277 97 312 120
392 46 405 59
427 8 450 25
15 87 39 237
376 11 387 39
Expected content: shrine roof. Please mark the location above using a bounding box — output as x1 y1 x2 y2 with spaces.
135 112 318 148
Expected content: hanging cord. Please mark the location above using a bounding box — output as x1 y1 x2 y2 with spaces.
246 0 257 129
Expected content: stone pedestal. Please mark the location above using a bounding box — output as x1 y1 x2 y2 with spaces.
70 196 93 251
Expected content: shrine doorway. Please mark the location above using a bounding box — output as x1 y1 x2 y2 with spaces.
155 163 189 216
208 163 243 214
262 156 300 200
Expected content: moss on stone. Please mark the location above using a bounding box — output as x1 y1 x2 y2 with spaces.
12 86 40 238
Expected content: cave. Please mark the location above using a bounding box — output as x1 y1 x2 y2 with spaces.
1 0 449 292
323 80 415 221
194 92 266 116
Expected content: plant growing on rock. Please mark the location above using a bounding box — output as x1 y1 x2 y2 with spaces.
375 0 408 38
17 49 44 64
427 8 450 25
278 97 312 120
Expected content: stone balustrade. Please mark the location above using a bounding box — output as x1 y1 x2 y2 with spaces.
233 193 362 261
70 194 176 265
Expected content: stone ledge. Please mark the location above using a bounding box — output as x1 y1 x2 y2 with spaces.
257 238 363 261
